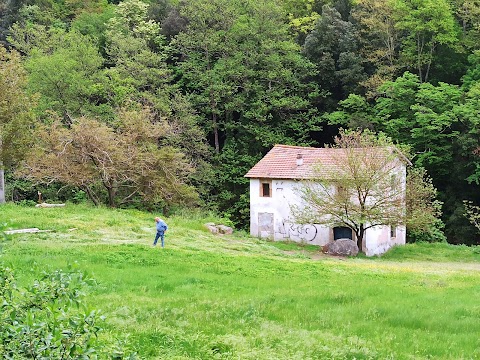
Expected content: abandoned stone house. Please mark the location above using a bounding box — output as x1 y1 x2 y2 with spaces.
245 144 407 256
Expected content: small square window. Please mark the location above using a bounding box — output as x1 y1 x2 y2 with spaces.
260 181 271 197
262 183 270 197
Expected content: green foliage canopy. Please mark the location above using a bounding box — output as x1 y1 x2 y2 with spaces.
0 46 34 169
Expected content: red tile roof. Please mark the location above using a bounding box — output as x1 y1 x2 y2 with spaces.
245 144 406 180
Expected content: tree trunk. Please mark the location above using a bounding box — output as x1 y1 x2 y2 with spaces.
83 186 99 206
210 88 219 153
417 35 423 83
424 44 435 84
107 186 116 207
212 112 219 153
0 167 5 204
101 177 116 207
356 224 365 253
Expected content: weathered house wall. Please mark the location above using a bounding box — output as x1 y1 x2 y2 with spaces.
249 177 406 256
246 145 408 256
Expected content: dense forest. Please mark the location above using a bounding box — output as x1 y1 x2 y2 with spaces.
1 0 480 245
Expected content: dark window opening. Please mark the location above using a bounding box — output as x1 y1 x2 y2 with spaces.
390 225 396 238
334 226 353 240
261 182 271 197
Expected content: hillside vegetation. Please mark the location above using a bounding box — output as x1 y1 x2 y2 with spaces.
2 0 480 244
1 204 480 359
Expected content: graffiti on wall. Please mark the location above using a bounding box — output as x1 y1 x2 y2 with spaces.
276 221 319 242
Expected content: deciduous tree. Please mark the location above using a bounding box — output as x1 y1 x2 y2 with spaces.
406 167 446 242
24 30 105 123
20 108 198 210
452 0 480 50
104 0 170 110
303 5 365 104
351 0 400 97
292 130 445 250
394 0 459 83
0 46 34 203
293 130 409 251
324 94 378 130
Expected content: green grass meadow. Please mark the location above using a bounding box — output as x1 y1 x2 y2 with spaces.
1 203 480 359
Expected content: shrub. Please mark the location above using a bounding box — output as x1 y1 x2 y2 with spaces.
0 265 137 359
407 218 447 243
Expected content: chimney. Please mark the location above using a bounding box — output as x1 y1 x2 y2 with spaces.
296 153 303 166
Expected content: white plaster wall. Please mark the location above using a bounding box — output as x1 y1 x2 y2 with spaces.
365 225 406 256
250 179 331 245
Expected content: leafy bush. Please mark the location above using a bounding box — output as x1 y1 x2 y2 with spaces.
407 218 447 243
16 199 37 207
0 265 137 359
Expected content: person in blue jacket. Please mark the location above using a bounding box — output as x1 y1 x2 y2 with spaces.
153 217 168 247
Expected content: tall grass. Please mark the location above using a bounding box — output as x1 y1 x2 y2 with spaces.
380 241 480 262
1 203 480 359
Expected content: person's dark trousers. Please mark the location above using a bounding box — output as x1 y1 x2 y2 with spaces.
154 232 165 247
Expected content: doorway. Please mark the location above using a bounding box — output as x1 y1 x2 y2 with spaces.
258 212 274 238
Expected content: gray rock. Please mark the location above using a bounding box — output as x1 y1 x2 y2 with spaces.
325 238 359 257
205 224 219 234
204 223 234 235
217 225 233 235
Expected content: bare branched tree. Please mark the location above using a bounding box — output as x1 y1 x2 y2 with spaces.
292 130 409 252
19 107 198 209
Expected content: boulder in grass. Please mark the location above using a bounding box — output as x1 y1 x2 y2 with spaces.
217 225 233 235
324 238 359 257
204 223 233 235
205 224 219 234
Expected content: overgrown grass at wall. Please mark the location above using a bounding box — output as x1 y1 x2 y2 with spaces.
1 203 480 359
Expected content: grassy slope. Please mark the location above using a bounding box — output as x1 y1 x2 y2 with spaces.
1 203 480 359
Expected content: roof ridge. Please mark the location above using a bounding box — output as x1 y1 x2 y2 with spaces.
274 144 322 150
